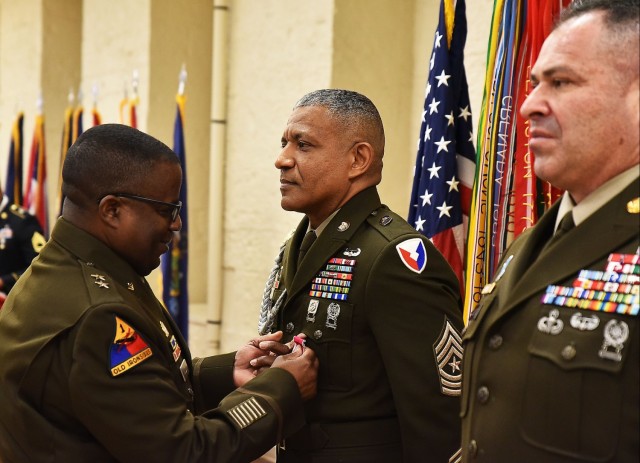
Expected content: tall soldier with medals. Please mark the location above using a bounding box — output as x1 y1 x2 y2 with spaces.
260 89 464 462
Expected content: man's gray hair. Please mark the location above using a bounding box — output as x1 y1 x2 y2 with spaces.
294 89 385 158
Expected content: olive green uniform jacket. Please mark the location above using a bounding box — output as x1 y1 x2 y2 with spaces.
461 179 639 462
268 187 464 463
0 197 45 293
0 218 305 463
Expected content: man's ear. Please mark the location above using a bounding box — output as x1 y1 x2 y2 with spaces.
97 195 122 229
348 142 374 180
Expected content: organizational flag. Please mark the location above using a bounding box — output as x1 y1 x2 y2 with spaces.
92 106 102 126
58 96 74 216
161 90 189 340
120 72 139 129
72 102 84 142
119 94 138 129
23 111 48 236
464 0 569 321
57 92 84 216
5 112 24 206
408 0 476 296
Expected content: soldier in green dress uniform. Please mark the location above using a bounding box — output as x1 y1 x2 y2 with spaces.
0 123 318 462
260 89 464 462
461 1 639 461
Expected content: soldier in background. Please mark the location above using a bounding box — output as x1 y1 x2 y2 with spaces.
461 1 639 461
0 184 46 306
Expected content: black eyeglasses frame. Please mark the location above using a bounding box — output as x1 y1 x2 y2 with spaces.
101 193 182 222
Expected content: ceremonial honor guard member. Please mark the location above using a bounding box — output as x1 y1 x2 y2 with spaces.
260 89 464 462
461 1 639 461
0 124 318 462
0 186 46 303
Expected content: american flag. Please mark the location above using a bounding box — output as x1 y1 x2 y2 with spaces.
408 0 475 295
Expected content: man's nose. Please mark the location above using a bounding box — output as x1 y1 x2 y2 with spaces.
520 84 547 120
275 148 294 169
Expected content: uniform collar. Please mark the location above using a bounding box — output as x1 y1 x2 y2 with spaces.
564 165 640 230
51 217 146 289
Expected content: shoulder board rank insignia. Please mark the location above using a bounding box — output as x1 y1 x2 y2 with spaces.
227 396 267 429
31 231 46 252
110 316 153 377
9 204 26 218
396 237 427 274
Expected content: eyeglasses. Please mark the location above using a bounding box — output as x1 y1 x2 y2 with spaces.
104 193 182 222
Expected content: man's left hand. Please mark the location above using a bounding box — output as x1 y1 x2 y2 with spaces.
233 331 292 386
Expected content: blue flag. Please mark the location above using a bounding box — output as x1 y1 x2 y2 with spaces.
161 94 189 340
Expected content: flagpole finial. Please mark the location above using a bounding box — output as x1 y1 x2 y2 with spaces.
178 64 188 96
36 92 44 114
92 83 100 107
132 69 139 98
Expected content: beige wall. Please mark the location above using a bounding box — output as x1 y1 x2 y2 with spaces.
0 0 493 355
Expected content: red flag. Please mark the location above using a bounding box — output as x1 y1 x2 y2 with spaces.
24 113 48 236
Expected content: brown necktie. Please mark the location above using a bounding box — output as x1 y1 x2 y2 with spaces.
542 211 575 254
297 230 317 268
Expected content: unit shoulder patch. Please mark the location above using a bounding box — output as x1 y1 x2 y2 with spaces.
110 316 153 377
433 318 463 396
396 237 427 274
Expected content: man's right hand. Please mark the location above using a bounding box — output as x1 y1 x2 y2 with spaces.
271 344 319 401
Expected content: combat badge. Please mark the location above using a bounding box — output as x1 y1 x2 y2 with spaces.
396 238 427 274
343 247 361 257
570 312 600 331
110 316 153 377
433 318 463 397
537 309 564 335
598 319 629 362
